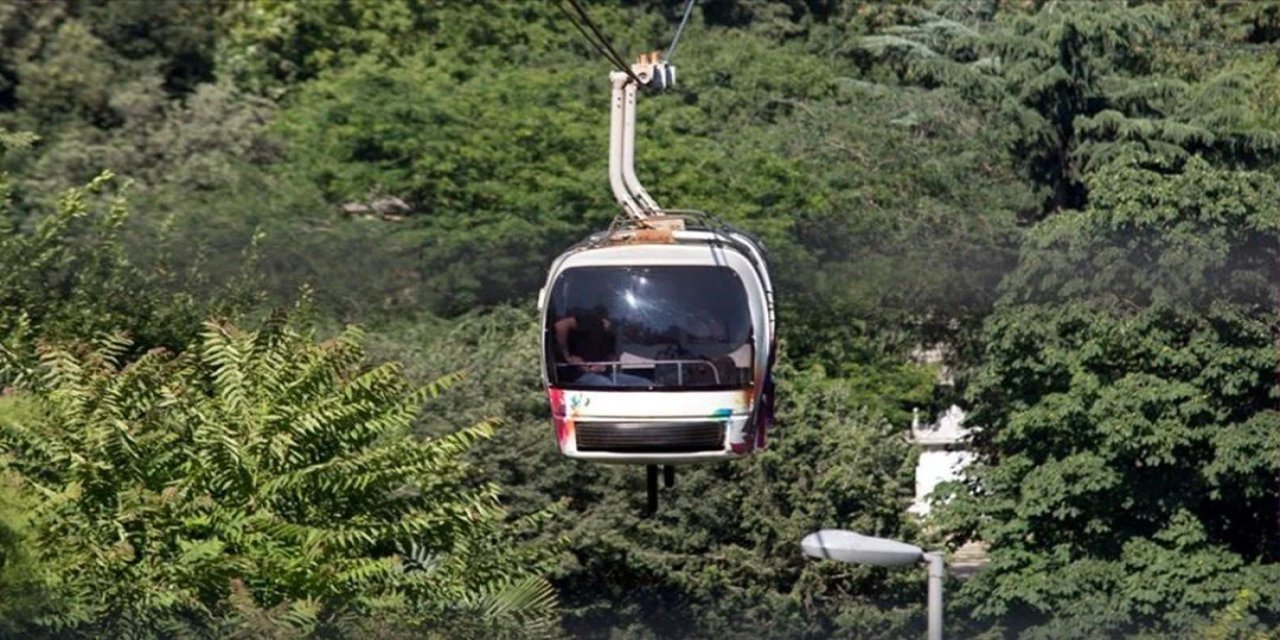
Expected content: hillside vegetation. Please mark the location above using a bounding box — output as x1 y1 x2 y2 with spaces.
0 1 1276 637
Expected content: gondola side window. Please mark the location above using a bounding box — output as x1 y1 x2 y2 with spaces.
546 266 754 390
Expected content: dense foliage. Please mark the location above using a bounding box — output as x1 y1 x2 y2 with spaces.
0 316 560 638
943 157 1280 637
0 178 559 637
0 0 1276 637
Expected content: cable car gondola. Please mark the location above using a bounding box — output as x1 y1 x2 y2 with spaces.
539 53 777 511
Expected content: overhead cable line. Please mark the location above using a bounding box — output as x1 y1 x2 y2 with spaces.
565 0 630 69
557 3 627 69
664 0 697 62
563 0 645 85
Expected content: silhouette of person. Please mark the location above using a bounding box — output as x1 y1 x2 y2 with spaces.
554 305 647 387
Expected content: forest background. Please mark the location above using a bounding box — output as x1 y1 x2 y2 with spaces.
0 0 1277 638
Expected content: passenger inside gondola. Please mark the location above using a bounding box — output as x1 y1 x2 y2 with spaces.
553 305 650 386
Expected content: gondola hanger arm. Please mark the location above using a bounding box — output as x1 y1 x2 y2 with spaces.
609 52 675 221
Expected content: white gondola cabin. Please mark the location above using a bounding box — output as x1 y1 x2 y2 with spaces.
539 53 778 509
539 219 776 464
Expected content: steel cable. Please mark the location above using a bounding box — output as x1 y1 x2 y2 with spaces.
664 0 697 63
563 0 645 85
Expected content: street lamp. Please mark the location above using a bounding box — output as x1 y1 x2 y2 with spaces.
801 529 945 640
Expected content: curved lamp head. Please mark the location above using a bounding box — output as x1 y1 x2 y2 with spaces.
801 529 924 568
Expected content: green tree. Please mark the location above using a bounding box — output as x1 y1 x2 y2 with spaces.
941 156 1280 637
271 55 606 314
215 0 611 93
856 2 1280 217
78 0 219 95
0 172 260 377
0 396 47 638
0 311 560 638
23 79 279 205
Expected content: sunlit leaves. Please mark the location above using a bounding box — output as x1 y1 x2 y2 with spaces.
945 157 1280 635
0 313 559 637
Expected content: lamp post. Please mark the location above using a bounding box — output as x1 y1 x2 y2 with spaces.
801 529 944 640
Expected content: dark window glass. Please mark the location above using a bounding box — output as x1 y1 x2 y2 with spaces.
546 266 754 390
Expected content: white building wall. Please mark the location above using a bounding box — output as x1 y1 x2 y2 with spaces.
910 404 971 516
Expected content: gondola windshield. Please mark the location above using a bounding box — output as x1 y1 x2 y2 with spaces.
546 265 753 390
